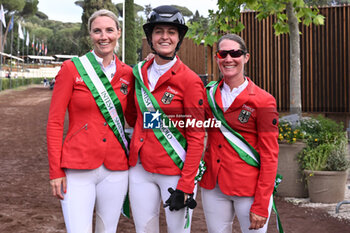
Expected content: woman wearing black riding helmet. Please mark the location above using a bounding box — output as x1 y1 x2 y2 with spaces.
129 5 206 233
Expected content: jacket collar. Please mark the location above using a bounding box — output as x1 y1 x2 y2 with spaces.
141 56 182 91
215 77 256 112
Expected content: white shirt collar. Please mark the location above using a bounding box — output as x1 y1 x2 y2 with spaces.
91 50 116 81
91 50 115 67
222 78 248 94
147 57 177 92
152 57 177 76
221 78 248 112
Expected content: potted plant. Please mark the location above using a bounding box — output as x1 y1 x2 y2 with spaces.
299 115 350 203
277 119 308 197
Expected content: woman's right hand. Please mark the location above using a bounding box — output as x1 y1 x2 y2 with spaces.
50 177 67 200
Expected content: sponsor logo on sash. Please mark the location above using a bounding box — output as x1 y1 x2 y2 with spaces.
238 109 251 123
161 92 174 105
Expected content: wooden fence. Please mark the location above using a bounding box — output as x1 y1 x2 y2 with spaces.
142 5 350 114
141 38 206 75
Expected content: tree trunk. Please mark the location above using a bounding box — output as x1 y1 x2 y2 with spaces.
286 2 301 116
125 0 137 65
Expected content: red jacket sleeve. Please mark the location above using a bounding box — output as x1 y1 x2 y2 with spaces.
47 61 74 179
250 95 279 217
176 73 206 194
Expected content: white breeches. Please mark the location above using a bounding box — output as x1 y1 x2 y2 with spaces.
129 161 197 233
201 185 273 233
60 164 128 233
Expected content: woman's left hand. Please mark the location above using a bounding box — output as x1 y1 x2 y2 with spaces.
144 53 155 61
249 212 267 230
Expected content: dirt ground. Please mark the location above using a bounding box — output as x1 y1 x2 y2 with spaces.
1 85 350 233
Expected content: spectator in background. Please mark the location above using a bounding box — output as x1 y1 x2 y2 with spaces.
43 77 48 87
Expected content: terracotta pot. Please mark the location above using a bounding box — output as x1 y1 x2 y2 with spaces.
304 170 348 203
276 142 308 197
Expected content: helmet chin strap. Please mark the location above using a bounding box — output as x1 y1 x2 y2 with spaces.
150 43 178 61
157 53 176 60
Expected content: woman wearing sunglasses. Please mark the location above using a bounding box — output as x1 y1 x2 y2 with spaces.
200 34 279 233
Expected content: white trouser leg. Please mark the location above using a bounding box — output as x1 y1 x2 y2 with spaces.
129 162 196 233
94 167 128 233
202 185 273 233
201 186 234 233
61 165 128 233
129 162 161 233
61 169 96 233
158 173 197 233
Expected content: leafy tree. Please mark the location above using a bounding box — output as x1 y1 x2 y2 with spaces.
135 15 145 61
171 5 193 17
191 10 201 22
115 2 144 16
36 11 48 20
20 0 38 17
144 4 152 17
133 3 144 13
1 2 82 57
0 0 26 12
125 0 137 65
75 0 84 8
188 10 209 35
79 0 118 54
188 0 325 116
32 27 53 41
49 26 81 55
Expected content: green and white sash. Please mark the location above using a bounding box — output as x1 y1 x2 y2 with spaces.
72 53 131 218
133 61 187 169
206 81 284 233
72 52 129 154
133 61 206 228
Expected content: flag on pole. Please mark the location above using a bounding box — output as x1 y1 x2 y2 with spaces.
45 45 47 55
26 31 29 46
18 22 24 39
32 35 34 48
36 40 38 51
0 4 6 28
42 41 45 51
8 15 13 32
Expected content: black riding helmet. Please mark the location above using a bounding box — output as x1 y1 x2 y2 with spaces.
143 5 188 60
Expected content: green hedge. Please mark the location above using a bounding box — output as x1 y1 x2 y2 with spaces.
0 78 53 91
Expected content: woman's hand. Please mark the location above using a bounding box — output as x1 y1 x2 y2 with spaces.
50 177 67 200
249 212 267 230
144 53 155 61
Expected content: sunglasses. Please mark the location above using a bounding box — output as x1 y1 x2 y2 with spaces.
216 49 246 59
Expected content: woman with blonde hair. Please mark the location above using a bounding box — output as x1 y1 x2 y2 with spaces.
47 9 136 233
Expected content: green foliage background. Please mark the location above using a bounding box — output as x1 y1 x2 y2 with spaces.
0 0 197 61
125 0 137 65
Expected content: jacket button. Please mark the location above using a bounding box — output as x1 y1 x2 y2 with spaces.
217 159 220 163
104 122 107 126
140 138 144 142
218 144 222 148
103 138 106 142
